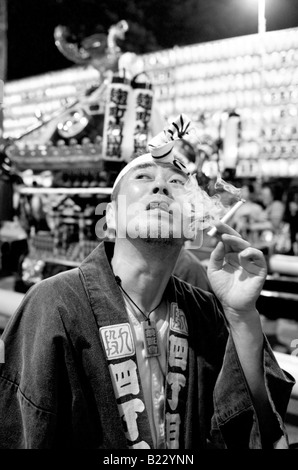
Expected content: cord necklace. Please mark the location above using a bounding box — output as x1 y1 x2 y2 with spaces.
115 275 162 357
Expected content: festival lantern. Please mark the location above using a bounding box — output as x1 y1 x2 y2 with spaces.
102 74 131 161
121 73 153 161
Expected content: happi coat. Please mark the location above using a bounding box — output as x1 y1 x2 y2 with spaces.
0 241 294 449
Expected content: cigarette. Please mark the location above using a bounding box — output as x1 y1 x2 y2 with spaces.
207 199 246 237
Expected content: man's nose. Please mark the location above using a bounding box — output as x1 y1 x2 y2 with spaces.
151 178 169 196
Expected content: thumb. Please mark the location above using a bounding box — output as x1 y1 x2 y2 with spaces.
208 241 225 273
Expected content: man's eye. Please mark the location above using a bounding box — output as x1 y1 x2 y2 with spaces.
170 178 185 185
135 173 152 180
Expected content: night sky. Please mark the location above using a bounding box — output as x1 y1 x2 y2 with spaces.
5 0 298 81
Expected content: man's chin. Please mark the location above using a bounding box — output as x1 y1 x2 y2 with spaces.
135 225 185 247
123 215 192 242
136 221 176 240
143 237 175 246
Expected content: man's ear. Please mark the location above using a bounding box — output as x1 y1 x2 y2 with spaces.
106 201 117 234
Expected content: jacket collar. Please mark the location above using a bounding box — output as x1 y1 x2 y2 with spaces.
78 240 179 328
78 241 126 327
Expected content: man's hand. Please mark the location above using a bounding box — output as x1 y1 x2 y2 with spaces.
207 221 267 314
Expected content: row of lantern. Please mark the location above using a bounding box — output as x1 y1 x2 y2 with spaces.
205 122 298 145
5 78 298 141
201 139 298 165
7 137 103 167
202 158 298 179
152 72 298 99
4 66 97 96
167 56 298 82
5 50 298 110
236 158 298 178
5 91 297 141
238 140 298 160
140 28 298 68
157 92 285 117
4 84 83 107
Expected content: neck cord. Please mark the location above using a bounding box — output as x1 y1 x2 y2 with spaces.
115 275 163 325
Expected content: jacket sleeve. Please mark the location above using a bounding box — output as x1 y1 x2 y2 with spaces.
210 330 295 449
0 280 72 449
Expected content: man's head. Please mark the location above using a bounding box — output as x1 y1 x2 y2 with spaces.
105 114 204 245
106 153 198 244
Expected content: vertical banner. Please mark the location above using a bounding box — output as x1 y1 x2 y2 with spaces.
102 75 130 161
122 74 153 161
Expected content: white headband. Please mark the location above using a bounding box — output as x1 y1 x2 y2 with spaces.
112 113 192 192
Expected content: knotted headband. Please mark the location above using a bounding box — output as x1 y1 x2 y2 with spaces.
147 113 191 160
112 113 192 192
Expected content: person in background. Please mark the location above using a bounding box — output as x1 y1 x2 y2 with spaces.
249 182 288 353
0 149 27 276
283 181 298 255
0 118 294 450
0 151 14 227
251 183 285 235
230 182 263 242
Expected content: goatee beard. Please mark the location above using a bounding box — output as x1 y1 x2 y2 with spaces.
143 236 175 246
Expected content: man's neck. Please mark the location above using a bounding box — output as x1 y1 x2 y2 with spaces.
111 237 183 314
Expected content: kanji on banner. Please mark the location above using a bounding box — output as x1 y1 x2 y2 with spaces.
122 74 153 161
102 75 130 161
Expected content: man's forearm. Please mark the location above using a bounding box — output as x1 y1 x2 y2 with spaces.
226 308 281 447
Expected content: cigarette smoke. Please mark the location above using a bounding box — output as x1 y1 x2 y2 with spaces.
177 173 242 235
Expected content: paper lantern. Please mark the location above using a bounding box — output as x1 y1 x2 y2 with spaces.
121 74 153 161
102 75 130 161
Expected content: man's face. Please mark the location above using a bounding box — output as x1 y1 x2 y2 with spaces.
109 161 196 243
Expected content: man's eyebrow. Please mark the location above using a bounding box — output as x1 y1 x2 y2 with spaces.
130 162 187 178
130 163 156 173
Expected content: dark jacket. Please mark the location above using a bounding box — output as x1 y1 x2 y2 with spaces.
0 241 294 449
174 246 212 292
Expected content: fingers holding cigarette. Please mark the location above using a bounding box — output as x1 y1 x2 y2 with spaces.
207 201 251 253
209 225 251 254
207 199 245 237
209 221 242 239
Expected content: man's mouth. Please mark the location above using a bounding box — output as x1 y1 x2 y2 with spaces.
146 201 170 212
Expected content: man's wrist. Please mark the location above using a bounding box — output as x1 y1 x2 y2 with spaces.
223 306 260 324
224 307 265 352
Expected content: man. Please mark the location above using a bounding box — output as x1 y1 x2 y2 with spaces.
0 116 295 449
